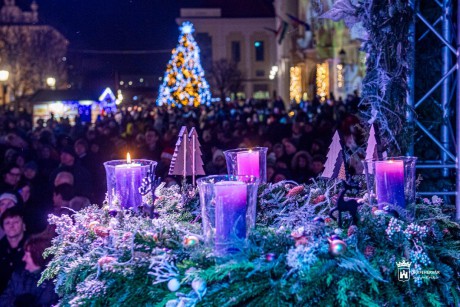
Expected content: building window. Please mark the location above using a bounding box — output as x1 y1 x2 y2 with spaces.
195 33 213 70
253 84 269 99
231 41 241 63
254 41 264 61
255 70 265 77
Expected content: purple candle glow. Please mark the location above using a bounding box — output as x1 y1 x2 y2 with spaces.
375 160 405 208
237 150 260 178
114 153 143 210
214 181 247 247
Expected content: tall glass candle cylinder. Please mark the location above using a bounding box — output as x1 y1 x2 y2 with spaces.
224 147 267 183
197 175 259 256
363 157 417 209
104 155 157 211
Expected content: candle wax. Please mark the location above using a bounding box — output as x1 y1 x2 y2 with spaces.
237 151 260 178
114 163 143 210
375 160 405 208
214 181 247 247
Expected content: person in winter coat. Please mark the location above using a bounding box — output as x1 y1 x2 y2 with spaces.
0 235 57 307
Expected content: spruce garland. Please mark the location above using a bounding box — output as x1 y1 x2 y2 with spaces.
40 181 460 306
320 0 413 154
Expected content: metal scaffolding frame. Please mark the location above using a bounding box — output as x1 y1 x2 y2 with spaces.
408 0 460 219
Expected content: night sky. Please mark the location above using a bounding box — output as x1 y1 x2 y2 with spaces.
14 0 274 88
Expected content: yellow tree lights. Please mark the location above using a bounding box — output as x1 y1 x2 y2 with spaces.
157 22 211 107
316 62 329 102
289 66 302 103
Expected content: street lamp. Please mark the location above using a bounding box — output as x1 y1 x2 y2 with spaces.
0 70 9 107
46 77 56 89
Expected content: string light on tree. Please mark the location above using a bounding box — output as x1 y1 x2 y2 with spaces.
337 64 344 88
156 22 211 107
289 66 302 103
316 62 329 102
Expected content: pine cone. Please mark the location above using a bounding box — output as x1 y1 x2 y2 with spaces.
287 185 304 197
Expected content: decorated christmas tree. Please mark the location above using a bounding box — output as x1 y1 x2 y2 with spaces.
157 22 211 107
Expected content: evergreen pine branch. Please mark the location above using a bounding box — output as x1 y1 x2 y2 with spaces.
358 293 380 307
338 251 386 282
425 292 443 307
337 277 352 307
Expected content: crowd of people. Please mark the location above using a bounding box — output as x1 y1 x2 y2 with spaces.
0 92 362 304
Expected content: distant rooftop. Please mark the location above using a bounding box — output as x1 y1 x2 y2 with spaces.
180 0 274 18
29 89 101 103
180 8 222 18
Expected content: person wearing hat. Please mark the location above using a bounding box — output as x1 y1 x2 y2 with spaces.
49 146 92 201
0 193 17 216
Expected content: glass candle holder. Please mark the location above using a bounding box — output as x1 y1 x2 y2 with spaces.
223 147 268 183
104 159 157 212
363 156 417 209
197 175 259 256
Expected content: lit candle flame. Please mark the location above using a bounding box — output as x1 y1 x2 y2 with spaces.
127 152 131 164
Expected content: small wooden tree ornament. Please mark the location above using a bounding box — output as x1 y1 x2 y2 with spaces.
169 126 205 185
363 124 387 174
322 131 346 179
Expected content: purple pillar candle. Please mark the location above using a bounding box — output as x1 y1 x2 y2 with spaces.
214 181 247 247
114 154 142 210
375 160 405 208
237 150 260 178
